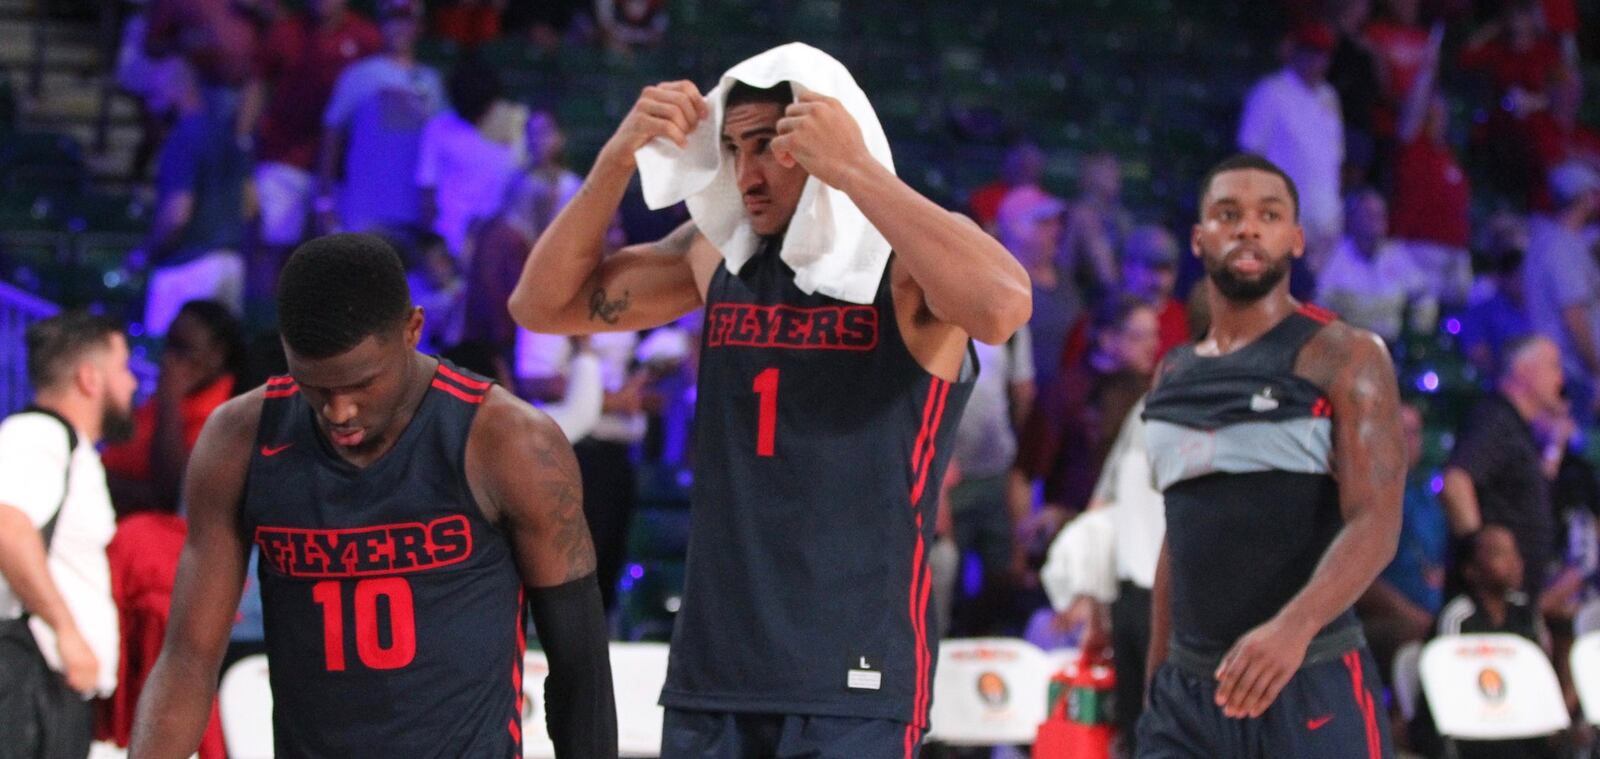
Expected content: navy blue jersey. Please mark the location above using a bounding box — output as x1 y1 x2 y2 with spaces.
1142 305 1360 655
242 360 526 758
662 248 974 729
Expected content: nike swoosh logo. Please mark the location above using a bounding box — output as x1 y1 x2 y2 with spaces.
1306 715 1333 731
260 443 294 457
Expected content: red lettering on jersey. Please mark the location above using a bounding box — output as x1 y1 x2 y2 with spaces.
704 304 878 351
254 515 474 578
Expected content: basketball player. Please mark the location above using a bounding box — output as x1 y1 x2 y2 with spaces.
1137 154 1403 758
129 234 617 758
509 80 1030 756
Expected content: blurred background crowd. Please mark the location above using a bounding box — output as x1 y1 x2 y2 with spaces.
5 0 1600 755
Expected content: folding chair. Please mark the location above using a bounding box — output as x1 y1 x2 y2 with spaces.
926 638 1052 746
611 641 670 757
217 654 274 759
1570 632 1600 725
1419 633 1569 750
1392 640 1424 723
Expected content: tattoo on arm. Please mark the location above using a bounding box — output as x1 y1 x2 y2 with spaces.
587 287 631 324
532 425 597 582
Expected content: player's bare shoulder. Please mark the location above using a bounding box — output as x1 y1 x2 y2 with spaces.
657 220 721 297
465 387 582 518
193 387 265 467
1293 317 1394 396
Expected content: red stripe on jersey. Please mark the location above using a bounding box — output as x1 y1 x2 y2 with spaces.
264 385 299 399
437 362 492 391
432 379 486 404
1298 303 1337 324
908 381 952 505
511 588 525 745
266 376 295 386
909 377 940 478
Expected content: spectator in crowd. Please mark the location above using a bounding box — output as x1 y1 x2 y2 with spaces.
1314 187 1435 345
597 0 668 51
1528 66 1600 209
1057 224 1190 370
104 300 244 515
1357 403 1449 674
1458 247 1533 381
503 0 591 51
525 110 583 209
115 4 195 180
143 0 262 108
1327 0 1382 183
1459 0 1564 205
1523 162 1600 421
1117 225 1188 359
416 58 520 258
1238 22 1345 269
1363 0 1431 135
967 141 1044 233
1391 24 1474 306
465 172 556 364
998 187 1077 390
142 70 250 336
318 0 446 235
432 0 504 49
942 324 1036 636
516 329 650 610
1060 151 1129 299
0 313 137 757
1442 336 1568 597
405 232 465 355
1014 296 1158 556
1430 524 1556 759
243 0 380 255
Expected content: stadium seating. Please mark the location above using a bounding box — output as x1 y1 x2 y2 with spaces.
1419 633 1569 743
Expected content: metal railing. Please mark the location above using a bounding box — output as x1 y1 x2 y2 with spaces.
0 277 59 415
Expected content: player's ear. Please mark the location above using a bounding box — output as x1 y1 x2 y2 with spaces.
1190 224 1204 259
1290 224 1306 260
404 307 425 349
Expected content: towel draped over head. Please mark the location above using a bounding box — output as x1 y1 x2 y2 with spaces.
634 42 895 305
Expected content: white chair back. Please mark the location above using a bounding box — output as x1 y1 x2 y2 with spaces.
218 654 274 759
1391 640 1423 723
1569 632 1600 725
1419 633 1570 740
1576 598 1600 636
926 638 1052 746
611 642 670 758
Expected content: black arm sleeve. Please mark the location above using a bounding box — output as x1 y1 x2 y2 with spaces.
528 573 617 759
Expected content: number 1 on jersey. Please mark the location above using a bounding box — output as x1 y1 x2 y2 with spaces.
753 367 779 457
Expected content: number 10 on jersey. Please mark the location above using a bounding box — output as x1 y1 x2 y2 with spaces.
311 578 417 671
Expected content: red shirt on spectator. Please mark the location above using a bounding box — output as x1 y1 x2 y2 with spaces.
1543 0 1579 35
434 3 502 48
1527 113 1600 208
1459 36 1562 96
256 12 381 169
968 180 1010 229
1391 138 1471 248
1057 297 1188 374
101 374 234 485
1365 21 1430 100
144 0 260 88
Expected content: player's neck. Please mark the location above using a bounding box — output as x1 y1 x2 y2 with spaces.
1202 289 1296 356
335 353 436 469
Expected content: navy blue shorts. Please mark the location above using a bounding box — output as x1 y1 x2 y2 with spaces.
1136 647 1393 759
660 708 924 759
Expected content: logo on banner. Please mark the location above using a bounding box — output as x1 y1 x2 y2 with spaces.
1478 667 1507 703
977 671 1009 708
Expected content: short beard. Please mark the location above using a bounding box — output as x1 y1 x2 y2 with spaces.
1206 253 1291 302
100 404 135 444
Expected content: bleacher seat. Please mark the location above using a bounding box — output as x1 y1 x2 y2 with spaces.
1571 632 1600 725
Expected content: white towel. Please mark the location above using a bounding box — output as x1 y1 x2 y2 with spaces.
634 42 895 305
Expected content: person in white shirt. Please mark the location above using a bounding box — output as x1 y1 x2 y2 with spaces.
1314 188 1436 345
414 59 519 259
1238 23 1345 269
0 312 138 758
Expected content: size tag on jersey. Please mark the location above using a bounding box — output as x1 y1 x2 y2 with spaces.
847 655 882 691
